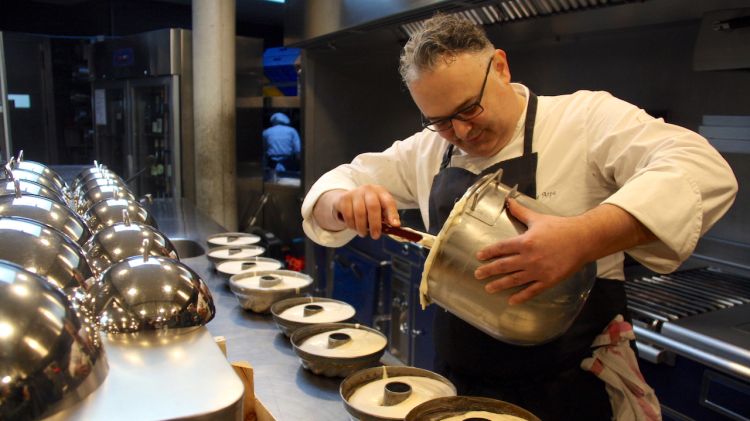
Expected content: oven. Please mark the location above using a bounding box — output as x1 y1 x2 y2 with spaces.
628 115 750 421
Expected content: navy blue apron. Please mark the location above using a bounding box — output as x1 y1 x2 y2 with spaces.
427 92 628 421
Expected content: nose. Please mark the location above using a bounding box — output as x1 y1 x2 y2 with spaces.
452 119 474 140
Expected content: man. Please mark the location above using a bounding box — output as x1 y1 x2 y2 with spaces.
301 14 737 420
263 112 301 177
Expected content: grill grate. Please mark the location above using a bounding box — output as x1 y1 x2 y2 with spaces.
626 268 750 325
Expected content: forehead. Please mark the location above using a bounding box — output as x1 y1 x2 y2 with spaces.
407 53 488 117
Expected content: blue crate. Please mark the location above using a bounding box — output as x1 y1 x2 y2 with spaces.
263 47 300 90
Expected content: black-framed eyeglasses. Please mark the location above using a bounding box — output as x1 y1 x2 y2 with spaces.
421 56 494 132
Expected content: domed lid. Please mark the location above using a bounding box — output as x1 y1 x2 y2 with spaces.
0 194 91 245
89 254 215 333
0 217 93 294
83 198 157 233
11 153 68 194
0 259 108 420
83 217 178 275
76 184 135 215
0 178 67 205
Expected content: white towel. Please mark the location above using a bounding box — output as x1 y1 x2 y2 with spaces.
581 315 662 421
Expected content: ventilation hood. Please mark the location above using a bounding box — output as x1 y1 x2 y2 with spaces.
284 0 637 48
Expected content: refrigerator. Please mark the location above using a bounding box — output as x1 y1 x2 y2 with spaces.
91 28 190 199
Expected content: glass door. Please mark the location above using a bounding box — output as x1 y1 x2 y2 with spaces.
92 80 128 177
129 76 175 198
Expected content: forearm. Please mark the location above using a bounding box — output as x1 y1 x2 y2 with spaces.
312 189 348 231
575 203 657 263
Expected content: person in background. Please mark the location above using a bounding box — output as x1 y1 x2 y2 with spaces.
300 13 737 421
263 112 301 179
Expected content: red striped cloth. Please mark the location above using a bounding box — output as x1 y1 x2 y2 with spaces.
581 315 662 421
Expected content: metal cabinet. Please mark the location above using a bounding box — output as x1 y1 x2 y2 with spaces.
331 238 390 329
383 237 435 370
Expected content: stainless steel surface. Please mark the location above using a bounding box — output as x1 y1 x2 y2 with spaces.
73 177 129 201
0 216 93 294
0 194 91 245
0 259 108 420
44 327 244 421
170 238 205 258
83 198 156 233
405 396 541 421
284 0 449 46
290 323 387 378
424 168 596 345
82 221 178 275
89 255 215 333
228 269 312 313
150 198 362 420
271 296 356 337
340 365 456 421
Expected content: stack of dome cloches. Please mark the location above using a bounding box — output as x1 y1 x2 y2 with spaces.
0 152 214 420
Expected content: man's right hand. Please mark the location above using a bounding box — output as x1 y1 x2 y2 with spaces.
313 185 400 239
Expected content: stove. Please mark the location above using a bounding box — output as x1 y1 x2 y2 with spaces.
627 267 750 420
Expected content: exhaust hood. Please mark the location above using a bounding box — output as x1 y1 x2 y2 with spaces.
284 0 637 48
694 8 750 71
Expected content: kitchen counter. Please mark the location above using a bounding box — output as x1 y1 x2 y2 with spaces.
150 198 351 420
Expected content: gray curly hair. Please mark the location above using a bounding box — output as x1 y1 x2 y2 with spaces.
399 13 493 84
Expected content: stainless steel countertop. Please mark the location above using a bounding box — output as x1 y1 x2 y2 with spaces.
150 198 350 420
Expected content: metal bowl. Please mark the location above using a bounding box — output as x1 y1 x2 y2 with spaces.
271 296 356 337
82 219 179 275
290 323 387 378
0 216 94 295
405 396 541 421
423 167 596 345
207 244 265 265
11 158 68 193
0 178 67 205
88 255 215 333
83 198 157 233
206 231 261 248
229 269 312 313
341 366 456 421
0 194 92 245
0 259 108 420
75 184 136 215
215 257 282 277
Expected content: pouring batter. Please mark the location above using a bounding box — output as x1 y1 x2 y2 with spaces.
302 13 737 420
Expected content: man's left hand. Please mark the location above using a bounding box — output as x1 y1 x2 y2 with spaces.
474 198 590 305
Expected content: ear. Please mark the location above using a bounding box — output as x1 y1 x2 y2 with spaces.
493 49 511 83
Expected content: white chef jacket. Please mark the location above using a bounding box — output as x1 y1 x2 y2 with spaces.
301 84 737 280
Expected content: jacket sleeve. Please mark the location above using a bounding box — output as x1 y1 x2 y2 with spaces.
585 91 737 273
301 135 425 247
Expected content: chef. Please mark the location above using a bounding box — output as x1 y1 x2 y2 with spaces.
301 13 737 420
